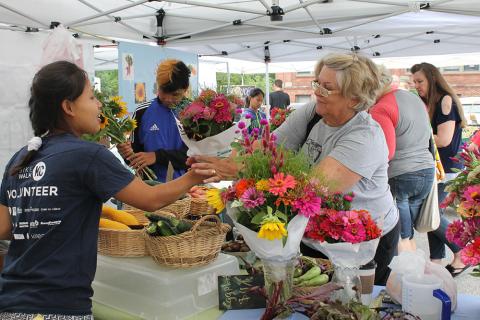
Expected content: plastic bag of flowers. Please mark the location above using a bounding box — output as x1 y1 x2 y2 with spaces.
206 119 327 318
443 146 480 276
175 89 246 156
302 192 382 304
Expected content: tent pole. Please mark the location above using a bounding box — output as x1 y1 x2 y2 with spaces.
265 63 270 108
0 2 49 28
226 62 231 94
257 0 272 13
75 0 155 38
67 0 149 27
283 0 327 14
165 0 265 15
166 15 260 42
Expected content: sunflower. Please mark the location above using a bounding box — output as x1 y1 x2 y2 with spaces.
99 113 108 129
206 188 225 213
124 118 137 132
257 214 287 240
135 83 146 103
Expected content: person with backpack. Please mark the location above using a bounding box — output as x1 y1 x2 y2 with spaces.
190 53 399 286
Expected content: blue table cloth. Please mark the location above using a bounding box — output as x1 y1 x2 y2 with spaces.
221 286 480 320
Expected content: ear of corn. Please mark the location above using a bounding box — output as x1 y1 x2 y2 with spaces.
101 205 139 226
99 218 131 230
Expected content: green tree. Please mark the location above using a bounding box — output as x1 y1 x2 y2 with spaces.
216 72 275 93
95 70 118 97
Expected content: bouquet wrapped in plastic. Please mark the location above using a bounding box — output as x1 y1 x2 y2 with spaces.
443 146 480 276
176 89 244 156
303 192 382 304
207 119 326 319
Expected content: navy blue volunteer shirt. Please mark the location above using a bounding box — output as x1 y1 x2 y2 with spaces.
0 134 134 315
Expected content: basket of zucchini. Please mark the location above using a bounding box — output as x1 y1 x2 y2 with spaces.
144 213 231 268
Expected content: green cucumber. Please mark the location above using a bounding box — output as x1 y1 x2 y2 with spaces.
146 222 158 235
293 266 321 284
297 274 329 287
157 221 175 236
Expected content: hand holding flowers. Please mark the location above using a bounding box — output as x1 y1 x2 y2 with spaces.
176 89 244 156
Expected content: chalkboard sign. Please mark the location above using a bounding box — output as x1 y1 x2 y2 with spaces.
218 274 266 310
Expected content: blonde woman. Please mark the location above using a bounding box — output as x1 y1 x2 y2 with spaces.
191 53 399 285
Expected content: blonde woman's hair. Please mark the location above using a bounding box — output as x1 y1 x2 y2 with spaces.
410 62 466 128
314 53 382 111
376 64 393 99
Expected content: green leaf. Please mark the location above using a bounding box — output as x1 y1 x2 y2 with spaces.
230 200 244 208
267 206 273 215
275 210 288 223
251 211 267 225
282 236 287 247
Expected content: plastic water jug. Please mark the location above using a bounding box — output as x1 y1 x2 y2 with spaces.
402 274 451 320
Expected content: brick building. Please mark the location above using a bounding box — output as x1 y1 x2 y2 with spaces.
276 64 480 104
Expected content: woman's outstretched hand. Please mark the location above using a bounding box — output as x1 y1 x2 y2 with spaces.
188 155 239 183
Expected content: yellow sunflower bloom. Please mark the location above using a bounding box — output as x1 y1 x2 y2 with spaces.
255 179 270 191
99 114 108 129
258 220 287 240
206 188 225 214
124 118 137 132
117 105 128 118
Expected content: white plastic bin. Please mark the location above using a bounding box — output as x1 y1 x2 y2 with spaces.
92 253 240 320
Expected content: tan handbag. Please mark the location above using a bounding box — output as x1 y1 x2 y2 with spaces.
414 174 441 233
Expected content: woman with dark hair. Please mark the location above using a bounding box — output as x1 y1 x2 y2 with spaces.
118 59 191 182
242 88 267 135
411 62 468 277
0 61 212 319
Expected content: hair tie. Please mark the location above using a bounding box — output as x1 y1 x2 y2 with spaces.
27 136 42 151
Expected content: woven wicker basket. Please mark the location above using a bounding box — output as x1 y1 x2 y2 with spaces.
98 226 147 257
123 197 191 218
144 215 231 268
189 197 216 216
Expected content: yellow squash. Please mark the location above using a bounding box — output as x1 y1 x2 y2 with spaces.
101 206 139 226
99 218 130 230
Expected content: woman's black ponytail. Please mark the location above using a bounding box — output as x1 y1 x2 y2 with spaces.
10 61 87 176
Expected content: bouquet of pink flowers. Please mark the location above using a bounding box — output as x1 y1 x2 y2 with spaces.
305 193 382 244
269 107 294 131
443 146 480 276
176 89 244 156
302 191 382 304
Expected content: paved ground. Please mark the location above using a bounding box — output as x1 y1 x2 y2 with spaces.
414 208 480 296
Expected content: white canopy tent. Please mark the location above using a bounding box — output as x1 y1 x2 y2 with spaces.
1 0 480 64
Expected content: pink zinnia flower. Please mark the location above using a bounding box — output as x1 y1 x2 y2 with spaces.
240 187 266 209
200 106 216 120
181 102 205 119
214 108 233 123
342 222 367 243
210 95 230 110
460 238 480 266
293 189 322 217
463 185 480 208
446 220 467 247
268 173 296 196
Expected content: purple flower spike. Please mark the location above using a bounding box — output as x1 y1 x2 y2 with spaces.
252 128 260 135
260 118 268 125
245 114 252 119
238 121 246 129
271 133 277 141
235 108 243 114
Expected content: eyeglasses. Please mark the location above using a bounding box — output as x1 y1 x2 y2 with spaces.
311 80 337 97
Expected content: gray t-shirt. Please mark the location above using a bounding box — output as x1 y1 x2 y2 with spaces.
274 102 398 234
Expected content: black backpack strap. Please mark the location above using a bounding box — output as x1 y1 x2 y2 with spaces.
301 113 322 146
